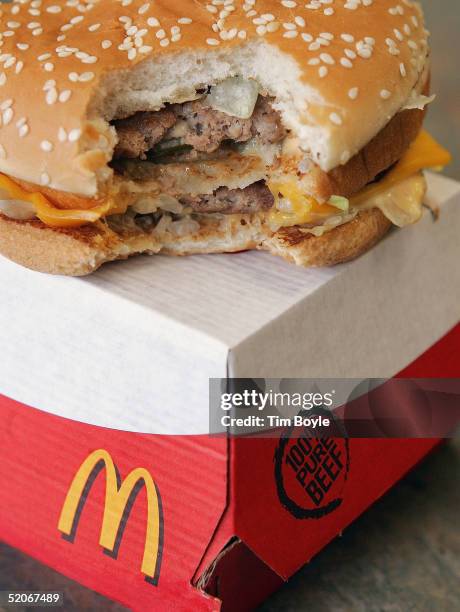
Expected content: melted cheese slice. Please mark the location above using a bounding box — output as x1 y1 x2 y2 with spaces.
267 131 452 229
351 131 451 206
0 131 451 229
0 174 111 228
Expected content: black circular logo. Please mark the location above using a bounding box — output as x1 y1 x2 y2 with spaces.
274 415 350 519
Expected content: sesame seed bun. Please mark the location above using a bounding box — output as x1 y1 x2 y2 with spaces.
0 0 428 196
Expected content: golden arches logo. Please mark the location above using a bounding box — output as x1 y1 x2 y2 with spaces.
58 449 163 585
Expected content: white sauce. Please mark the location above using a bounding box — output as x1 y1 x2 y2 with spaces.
352 174 427 227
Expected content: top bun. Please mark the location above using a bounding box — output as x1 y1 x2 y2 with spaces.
0 0 428 198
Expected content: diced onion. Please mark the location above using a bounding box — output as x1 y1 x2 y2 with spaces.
132 194 183 215
207 77 260 119
153 214 172 235
169 217 200 236
0 199 36 220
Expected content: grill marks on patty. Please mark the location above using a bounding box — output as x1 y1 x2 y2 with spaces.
180 181 274 215
113 95 286 159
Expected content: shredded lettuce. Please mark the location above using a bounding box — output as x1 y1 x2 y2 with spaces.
328 195 350 212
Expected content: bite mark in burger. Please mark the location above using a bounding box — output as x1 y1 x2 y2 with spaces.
0 0 451 275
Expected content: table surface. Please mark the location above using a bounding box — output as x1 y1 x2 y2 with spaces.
421 0 460 182
1 2 459 611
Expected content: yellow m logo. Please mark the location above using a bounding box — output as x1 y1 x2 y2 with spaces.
58 449 163 585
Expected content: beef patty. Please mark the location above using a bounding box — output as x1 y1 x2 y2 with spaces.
113 95 286 159
180 181 274 215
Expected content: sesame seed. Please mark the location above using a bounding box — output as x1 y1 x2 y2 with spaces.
0 100 13 111
40 140 53 152
340 58 353 68
3 108 13 125
329 112 343 126
139 3 151 15
68 129 81 142
266 21 280 33
79 72 95 82
45 88 58 105
320 53 334 65
19 124 29 138
59 90 72 103
348 87 359 100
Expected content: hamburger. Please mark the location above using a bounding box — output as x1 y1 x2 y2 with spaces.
0 0 451 275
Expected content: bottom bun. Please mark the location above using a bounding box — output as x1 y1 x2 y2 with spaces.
263 210 392 267
0 207 391 276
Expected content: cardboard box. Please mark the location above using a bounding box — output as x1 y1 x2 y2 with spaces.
0 173 459 611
